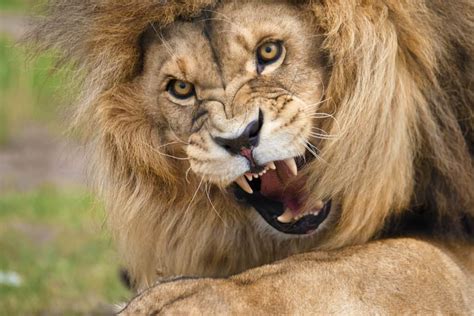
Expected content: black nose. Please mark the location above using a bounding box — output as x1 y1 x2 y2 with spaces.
214 109 263 155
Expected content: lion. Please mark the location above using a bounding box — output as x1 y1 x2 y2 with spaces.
29 0 474 313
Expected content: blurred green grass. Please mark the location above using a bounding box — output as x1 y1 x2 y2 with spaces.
0 0 44 12
0 35 69 146
0 187 129 314
1 3 131 314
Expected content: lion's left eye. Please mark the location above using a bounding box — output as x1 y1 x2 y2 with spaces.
256 42 284 67
167 79 195 100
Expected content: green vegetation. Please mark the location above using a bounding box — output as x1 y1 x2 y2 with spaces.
0 0 44 12
0 187 130 314
0 35 71 146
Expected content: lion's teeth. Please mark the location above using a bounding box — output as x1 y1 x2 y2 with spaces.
253 174 259 179
284 158 298 176
314 200 324 210
277 209 294 223
267 162 276 170
245 173 253 181
236 176 253 194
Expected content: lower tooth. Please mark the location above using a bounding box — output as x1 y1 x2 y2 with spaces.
277 210 294 223
315 200 324 209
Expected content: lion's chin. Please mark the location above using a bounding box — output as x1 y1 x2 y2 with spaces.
233 158 332 235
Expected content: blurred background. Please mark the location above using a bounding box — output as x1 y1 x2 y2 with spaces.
0 1 130 314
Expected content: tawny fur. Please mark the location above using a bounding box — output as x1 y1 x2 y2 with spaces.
121 238 474 314
29 0 474 293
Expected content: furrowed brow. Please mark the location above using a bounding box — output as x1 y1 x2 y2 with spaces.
176 58 188 80
234 34 252 53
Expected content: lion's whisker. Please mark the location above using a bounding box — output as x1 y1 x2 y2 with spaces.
143 141 190 161
291 93 341 134
309 127 340 140
183 176 205 218
300 98 331 111
151 149 190 161
301 106 342 137
156 141 181 148
202 10 242 30
166 122 190 146
185 166 193 184
309 132 337 139
298 138 328 164
149 22 178 63
205 183 226 226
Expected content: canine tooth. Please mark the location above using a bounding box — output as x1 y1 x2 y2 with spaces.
314 200 324 210
284 158 298 176
253 174 259 179
267 162 276 170
245 173 253 181
277 210 294 223
236 176 253 194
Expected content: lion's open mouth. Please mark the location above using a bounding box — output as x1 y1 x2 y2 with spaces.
233 157 331 235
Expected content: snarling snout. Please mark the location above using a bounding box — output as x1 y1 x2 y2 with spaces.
186 93 330 235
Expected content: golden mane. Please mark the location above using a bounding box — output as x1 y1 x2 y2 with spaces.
29 0 474 288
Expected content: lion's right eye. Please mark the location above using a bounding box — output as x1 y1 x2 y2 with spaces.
256 41 285 74
167 79 195 100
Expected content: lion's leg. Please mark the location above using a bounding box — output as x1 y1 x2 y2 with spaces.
121 238 474 315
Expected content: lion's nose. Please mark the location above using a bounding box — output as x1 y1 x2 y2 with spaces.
214 109 263 155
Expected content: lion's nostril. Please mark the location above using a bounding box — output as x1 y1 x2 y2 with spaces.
214 110 264 154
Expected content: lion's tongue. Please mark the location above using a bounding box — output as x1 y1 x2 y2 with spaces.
260 161 304 214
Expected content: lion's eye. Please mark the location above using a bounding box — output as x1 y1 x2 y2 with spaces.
167 79 195 100
256 41 283 68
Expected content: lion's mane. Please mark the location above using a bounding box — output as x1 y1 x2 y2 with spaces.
29 0 474 287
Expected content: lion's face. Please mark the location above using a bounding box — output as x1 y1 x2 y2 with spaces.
141 1 331 235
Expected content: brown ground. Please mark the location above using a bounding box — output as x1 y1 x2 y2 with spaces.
0 124 86 192
0 12 28 40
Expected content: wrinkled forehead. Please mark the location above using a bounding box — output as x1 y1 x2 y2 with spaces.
144 0 309 88
208 0 306 74
144 22 222 91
